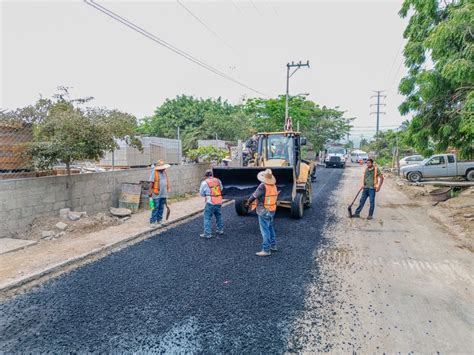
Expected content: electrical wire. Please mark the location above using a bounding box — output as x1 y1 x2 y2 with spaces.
83 0 266 96
231 1 243 14
176 0 239 55
249 0 263 16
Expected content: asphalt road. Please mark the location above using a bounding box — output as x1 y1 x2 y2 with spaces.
0 167 343 353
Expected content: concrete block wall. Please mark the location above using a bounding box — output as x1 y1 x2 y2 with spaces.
0 164 208 238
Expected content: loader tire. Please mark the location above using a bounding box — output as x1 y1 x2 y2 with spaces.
291 192 304 219
235 199 249 216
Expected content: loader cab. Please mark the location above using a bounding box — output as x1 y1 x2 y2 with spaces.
256 131 304 177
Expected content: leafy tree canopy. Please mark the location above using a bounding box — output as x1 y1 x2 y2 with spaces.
139 94 353 154
187 145 228 163
399 0 474 158
10 87 141 174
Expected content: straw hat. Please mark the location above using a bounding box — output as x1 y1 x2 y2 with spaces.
154 159 170 170
257 169 276 184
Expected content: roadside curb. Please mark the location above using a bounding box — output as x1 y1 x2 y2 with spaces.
0 200 233 294
0 240 38 256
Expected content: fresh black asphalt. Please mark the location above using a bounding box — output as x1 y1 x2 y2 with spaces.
0 167 343 353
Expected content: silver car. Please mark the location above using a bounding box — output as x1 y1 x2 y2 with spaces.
399 154 424 167
401 154 474 182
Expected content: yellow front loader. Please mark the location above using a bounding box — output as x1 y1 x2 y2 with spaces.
213 131 315 219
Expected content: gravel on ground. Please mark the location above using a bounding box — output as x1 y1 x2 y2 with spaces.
0 168 343 353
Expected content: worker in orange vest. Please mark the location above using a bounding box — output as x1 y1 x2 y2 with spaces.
148 160 171 226
245 169 278 257
353 158 384 220
199 170 224 239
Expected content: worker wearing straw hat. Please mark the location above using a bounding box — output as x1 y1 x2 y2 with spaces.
148 160 171 226
245 169 279 257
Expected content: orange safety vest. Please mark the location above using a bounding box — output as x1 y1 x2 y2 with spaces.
251 184 278 212
153 170 170 194
361 166 380 189
205 177 223 205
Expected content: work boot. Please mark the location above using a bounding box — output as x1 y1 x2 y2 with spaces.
256 250 271 257
216 230 224 235
200 233 212 239
367 215 373 220
352 213 360 218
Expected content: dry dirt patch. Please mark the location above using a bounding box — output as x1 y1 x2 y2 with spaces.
392 175 473 250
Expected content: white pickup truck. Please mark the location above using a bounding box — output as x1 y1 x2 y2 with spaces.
400 153 474 182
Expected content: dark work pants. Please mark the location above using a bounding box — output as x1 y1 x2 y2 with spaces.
355 188 376 216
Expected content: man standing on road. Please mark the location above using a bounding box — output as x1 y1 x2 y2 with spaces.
149 160 171 226
245 169 278 257
353 158 384 220
199 169 224 239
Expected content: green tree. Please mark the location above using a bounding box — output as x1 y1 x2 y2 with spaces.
138 95 239 150
360 126 417 167
187 145 228 163
398 0 474 158
24 88 141 176
244 95 353 152
243 95 314 132
141 94 353 156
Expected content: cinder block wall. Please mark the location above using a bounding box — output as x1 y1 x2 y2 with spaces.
0 164 208 238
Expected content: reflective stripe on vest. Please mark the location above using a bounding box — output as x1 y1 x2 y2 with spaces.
206 177 223 205
153 170 170 194
251 183 278 212
361 166 379 189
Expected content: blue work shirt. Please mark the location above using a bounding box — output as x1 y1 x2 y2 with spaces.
199 178 223 205
149 169 168 198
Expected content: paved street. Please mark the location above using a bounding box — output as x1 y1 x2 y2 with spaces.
0 167 343 353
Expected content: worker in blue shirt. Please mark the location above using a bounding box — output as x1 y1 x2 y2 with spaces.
199 170 224 239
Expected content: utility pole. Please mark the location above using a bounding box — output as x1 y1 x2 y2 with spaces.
285 60 310 128
370 90 386 135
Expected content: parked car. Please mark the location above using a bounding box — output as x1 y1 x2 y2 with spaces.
399 154 424 167
350 150 369 163
400 154 474 182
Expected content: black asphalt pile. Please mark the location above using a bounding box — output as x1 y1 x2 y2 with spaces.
0 168 343 353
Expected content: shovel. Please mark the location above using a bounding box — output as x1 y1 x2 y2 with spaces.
347 187 363 218
165 200 171 221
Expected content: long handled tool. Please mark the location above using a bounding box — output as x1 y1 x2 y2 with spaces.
165 200 171 221
347 187 363 218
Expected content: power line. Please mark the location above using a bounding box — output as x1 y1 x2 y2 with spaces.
230 1 244 14
176 0 238 55
351 125 397 129
83 0 266 96
249 0 263 16
385 39 404 85
270 4 279 16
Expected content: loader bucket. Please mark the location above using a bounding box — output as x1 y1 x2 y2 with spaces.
212 167 294 202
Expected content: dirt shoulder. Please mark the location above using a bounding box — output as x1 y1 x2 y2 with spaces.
0 194 207 298
394 176 474 251
294 164 473 353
